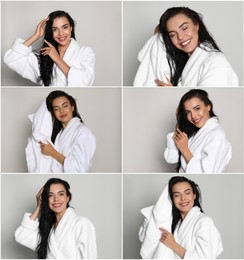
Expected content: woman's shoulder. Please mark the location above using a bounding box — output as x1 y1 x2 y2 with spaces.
202 49 232 68
196 213 216 227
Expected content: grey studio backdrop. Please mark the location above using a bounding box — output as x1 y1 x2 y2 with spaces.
1 174 121 259
123 1 243 86
1 1 121 86
123 87 243 173
1 88 121 173
123 174 244 259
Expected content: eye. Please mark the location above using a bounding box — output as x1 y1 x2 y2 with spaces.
53 108 58 112
169 33 176 38
52 28 57 33
63 25 69 29
182 26 188 31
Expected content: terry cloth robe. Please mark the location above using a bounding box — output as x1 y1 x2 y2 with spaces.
25 102 96 173
51 117 96 173
139 185 223 259
15 207 97 259
133 33 239 87
164 117 232 173
4 38 95 86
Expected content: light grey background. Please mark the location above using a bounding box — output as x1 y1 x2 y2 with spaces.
123 174 244 259
123 1 243 86
1 88 121 173
123 87 243 173
1 1 121 86
1 174 121 259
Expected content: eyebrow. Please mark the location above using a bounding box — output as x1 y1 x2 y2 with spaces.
52 23 69 29
52 101 69 108
173 188 192 194
184 105 200 112
49 190 66 194
168 22 188 33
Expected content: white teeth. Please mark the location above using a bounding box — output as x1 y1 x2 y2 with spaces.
181 39 191 46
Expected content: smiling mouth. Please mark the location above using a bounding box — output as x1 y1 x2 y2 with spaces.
58 36 67 41
192 118 201 125
180 202 189 207
52 203 62 208
180 39 191 47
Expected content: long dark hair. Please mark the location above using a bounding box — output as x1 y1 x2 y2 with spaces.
159 7 221 86
168 176 203 234
39 10 76 86
46 90 83 143
176 89 216 171
37 178 72 259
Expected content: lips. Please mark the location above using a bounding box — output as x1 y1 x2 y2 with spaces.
180 202 190 207
52 203 62 208
57 36 67 42
192 118 201 124
179 38 191 47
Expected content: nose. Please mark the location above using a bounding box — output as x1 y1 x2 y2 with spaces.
191 111 197 119
177 31 184 40
54 195 58 201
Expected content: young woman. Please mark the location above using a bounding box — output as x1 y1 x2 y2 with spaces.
134 7 238 86
139 176 223 259
26 90 96 173
164 89 232 173
15 178 97 259
4 10 95 86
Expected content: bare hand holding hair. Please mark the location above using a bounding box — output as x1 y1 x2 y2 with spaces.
30 187 44 221
24 17 49 47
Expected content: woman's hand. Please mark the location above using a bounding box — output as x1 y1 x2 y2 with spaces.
39 141 66 165
24 17 49 47
41 40 61 63
173 128 193 163
155 77 173 87
159 228 177 249
30 187 44 220
159 228 186 258
34 17 49 39
173 128 189 152
40 141 57 157
36 187 44 209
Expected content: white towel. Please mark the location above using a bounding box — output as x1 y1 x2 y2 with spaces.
133 33 170 86
25 101 54 173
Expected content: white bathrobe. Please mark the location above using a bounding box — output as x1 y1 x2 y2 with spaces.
164 117 232 173
4 38 95 86
15 207 97 259
133 33 239 86
139 185 223 259
26 102 96 173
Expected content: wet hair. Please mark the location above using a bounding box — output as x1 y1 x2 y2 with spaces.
168 176 203 234
37 178 72 259
46 90 83 143
39 10 76 86
159 7 221 86
176 89 216 171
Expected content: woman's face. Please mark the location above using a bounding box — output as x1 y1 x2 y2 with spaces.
52 16 72 47
172 181 196 219
166 13 199 56
52 96 74 127
48 183 69 217
184 97 211 128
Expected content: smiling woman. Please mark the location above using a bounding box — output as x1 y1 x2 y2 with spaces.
26 90 96 173
15 178 97 259
3 10 95 86
139 176 223 259
133 7 238 86
164 89 232 173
